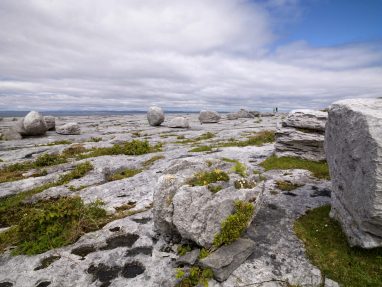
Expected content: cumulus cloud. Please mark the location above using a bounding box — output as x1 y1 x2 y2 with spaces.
0 0 381 111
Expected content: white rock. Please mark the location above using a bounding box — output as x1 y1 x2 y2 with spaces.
325 98 382 248
199 110 221 123
147 106 165 126
56 122 81 135
167 117 190 128
22 111 48 136
283 109 327 131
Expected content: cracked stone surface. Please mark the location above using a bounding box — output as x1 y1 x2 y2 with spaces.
0 113 340 287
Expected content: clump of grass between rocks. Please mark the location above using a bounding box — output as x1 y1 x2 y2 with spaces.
0 162 94 228
275 180 303 191
177 244 192 256
213 200 254 248
260 155 330 180
188 170 229 187
207 185 223 193
294 205 382 287
142 155 165 168
175 266 213 287
189 146 213 153
106 169 142 181
234 179 256 189
217 130 275 148
176 132 215 144
221 158 247 177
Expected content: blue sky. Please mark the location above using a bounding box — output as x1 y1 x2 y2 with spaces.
277 0 382 46
0 0 381 111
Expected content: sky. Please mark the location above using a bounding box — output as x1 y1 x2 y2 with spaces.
0 0 381 112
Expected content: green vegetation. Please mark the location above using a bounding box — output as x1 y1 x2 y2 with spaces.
189 146 213 153
142 155 165 168
198 248 210 260
89 137 102 142
15 197 107 255
294 205 382 287
188 170 229 187
260 155 330 180
276 180 303 191
213 200 254 248
234 179 256 189
62 144 87 156
0 153 68 184
217 130 275 148
177 244 192 256
41 140 72 146
177 135 185 140
221 158 247 177
106 168 142 181
78 140 162 159
207 185 223 193
175 266 213 287
176 132 215 144
0 162 93 228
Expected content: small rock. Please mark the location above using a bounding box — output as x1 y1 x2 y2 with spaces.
44 116 56 130
199 238 256 282
56 122 80 135
175 249 200 266
147 106 165 126
168 117 190 128
199 110 221 124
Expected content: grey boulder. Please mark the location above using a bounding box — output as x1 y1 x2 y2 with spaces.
56 122 81 135
44 116 56 130
168 117 190 128
147 106 165 126
199 238 255 282
21 111 48 136
198 110 221 123
325 98 382 248
226 109 254 120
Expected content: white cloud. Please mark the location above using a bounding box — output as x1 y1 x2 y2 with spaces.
0 0 381 111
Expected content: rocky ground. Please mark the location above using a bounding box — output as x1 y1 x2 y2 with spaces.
0 113 337 287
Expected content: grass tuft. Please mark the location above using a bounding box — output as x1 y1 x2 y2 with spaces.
260 155 330 180
175 266 213 287
275 180 303 191
188 170 229 187
213 200 254 248
106 168 142 181
217 130 275 148
189 146 213 153
294 205 382 287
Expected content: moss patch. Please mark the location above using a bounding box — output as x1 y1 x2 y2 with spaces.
142 155 165 168
294 205 382 287
177 244 192 256
260 155 330 180
188 170 229 186
189 146 213 153
213 200 254 248
107 169 142 181
217 130 275 148
276 180 303 191
207 185 223 193
175 266 213 287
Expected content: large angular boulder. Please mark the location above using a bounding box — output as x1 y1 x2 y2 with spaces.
168 117 189 128
226 109 254 120
198 110 221 124
147 106 165 126
325 98 382 248
275 109 327 161
153 158 263 248
56 122 81 135
44 116 56 130
21 111 48 136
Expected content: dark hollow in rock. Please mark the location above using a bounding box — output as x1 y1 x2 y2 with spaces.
310 188 331 198
283 192 297 197
109 226 121 232
0 283 13 287
121 261 145 279
35 281 51 287
100 234 139 250
125 246 153 257
34 256 61 271
87 263 121 284
71 245 97 258
131 217 152 224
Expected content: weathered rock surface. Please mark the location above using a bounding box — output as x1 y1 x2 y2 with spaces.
226 109 254 120
283 109 327 131
2 128 22 140
325 98 382 248
56 122 81 135
168 117 189 128
199 238 256 282
275 109 327 161
199 110 221 123
44 116 56 130
153 158 264 248
175 249 200 266
147 106 165 126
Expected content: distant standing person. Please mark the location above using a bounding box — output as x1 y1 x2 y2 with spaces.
275 107 278 113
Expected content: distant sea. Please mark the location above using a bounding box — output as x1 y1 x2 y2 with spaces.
0 110 205 117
